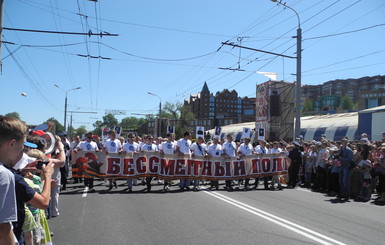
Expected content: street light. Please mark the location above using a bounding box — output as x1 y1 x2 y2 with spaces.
54 84 81 132
147 92 162 137
271 0 302 140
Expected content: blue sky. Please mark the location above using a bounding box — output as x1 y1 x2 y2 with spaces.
1 0 385 131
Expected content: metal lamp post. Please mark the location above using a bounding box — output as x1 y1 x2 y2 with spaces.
147 92 162 137
271 0 302 140
54 84 81 132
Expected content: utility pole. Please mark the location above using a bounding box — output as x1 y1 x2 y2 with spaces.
54 85 81 132
0 0 4 72
147 92 162 137
271 0 302 140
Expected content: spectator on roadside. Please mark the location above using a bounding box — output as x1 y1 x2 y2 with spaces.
313 142 329 192
0 116 54 244
304 145 317 188
288 141 303 188
338 138 353 201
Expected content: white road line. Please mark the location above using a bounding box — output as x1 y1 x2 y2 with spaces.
82 187 89 197
203 190 346 245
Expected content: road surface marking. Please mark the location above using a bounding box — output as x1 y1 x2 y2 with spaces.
204 190 346 245
82 187 89 197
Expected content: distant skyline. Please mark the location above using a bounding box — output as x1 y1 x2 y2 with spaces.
1 0 384 130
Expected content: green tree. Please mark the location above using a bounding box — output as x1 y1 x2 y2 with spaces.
303 99 313 112
340 95 354 110
44 118 64 134
120 116 141 131
102 114 118 128
75 125 88 136
5 112 21 120
92 114 118 135
163 102 195 138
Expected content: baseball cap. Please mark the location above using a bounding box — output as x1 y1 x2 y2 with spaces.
24 142 37 149
32 130 45 136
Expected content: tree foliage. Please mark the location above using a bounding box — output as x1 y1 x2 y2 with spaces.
120 116 146 131
44 118 64 134
5 112 21 120
340 95 354 110
92 114 118 136
75 125 88 136
163 102 195 138
303 99 313 112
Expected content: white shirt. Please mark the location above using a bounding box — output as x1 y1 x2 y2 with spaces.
223 141 237 157
207 143 222 157
122 142 140 153
255 145 269 154
316 148 329 168
103 138 122 153
190 142 207 156
177 138 192 154
270 147 282 154
160 141 176 154
141 143 158 152
78 141 99 152
70 140 80 151
238 143 253 155
0 163 17 223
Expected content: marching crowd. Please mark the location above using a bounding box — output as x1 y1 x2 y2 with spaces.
70 128 385 206
2 114 385 245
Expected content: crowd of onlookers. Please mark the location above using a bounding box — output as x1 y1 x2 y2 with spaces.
2 114 385 244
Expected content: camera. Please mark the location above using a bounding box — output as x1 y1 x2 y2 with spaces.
36 161 49 170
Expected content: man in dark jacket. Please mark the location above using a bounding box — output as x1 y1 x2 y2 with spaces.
288 141 302 188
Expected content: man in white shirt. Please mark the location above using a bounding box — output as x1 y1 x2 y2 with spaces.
207 137 222 190
254 140 270 190
238 137 254 191
176 131 192 191
102 130 122 190
223 134 236 191
141 135 158 192
122 133 140 192
270 141 284 190
190 137 207 191
74 132 99 192
159 133 176 191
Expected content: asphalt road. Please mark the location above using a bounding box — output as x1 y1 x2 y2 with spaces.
48 180 385 245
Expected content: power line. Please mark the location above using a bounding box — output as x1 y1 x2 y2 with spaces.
304 23 385 40
304 0 361 34
16 0 233 38
2 27 118 36
302 50 385 73
303 62 385 77
3 42 61 112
